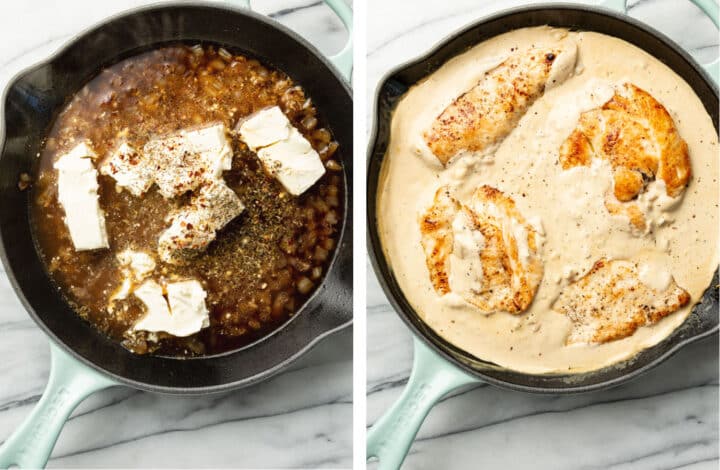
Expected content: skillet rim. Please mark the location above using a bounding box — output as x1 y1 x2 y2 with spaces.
366 2 719 394
0 1 353 394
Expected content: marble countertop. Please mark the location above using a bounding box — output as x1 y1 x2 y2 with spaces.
366 1 718 469
0 1 351 468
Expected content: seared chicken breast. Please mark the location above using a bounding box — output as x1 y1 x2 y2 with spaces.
559 83 691 230
419 185 543 314
554 259 690 345
418 187 460 295
423 44 578 165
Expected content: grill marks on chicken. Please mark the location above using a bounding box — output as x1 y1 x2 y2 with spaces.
423 45 577 164
559 83 691 231
553 259 690 345
419 186 543 314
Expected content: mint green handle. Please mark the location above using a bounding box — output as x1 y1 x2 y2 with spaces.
598 0 719 83
597 0 628 12
691 0 719 82
0 343 116 469
367 338 479 470
239 0 352 81
323 0 353 80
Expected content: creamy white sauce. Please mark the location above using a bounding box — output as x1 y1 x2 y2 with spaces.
377 27 719 374
448 209 486 303
638 258 673 292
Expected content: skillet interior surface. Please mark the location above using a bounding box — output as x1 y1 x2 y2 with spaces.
0 3 352 393
367 4 718 393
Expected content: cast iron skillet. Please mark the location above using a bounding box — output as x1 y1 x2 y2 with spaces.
0 2 352 468
366 1 718 468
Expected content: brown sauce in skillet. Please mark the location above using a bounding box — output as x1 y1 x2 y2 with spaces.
30 44 343 356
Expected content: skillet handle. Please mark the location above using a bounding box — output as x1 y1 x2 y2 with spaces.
238 0 353 80
0 343 116 469
324 0 354 81
691 0 719 83
366 338 479 470
598 0 719 83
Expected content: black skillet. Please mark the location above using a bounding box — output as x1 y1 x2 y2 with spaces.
0 2 352 468
365 1 718 468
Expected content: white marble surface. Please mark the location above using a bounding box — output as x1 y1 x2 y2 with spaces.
366 1 719 469
0 1 352 468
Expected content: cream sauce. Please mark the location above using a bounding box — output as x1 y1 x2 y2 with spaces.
449 208 486 301
377 27 719 374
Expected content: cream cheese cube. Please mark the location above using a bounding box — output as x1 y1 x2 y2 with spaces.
100 143 154 196
110 277 132 302
108 250 157 310
117 249 156 279
185 123 234 178
143 123 235 198
257 127 326 196
158 209 217 263
238 106 326 196
53 142 109 251
132 280 172 331
143 134 207 198
158 180 244 263
132 279 210 337
167 280 211 334
238 106 291 151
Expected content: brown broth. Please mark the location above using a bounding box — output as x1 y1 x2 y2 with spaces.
30 44 343 356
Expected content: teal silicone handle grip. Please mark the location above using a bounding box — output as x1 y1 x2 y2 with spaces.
597 0 628 12
598 0 719 83
240 0 353 81
691 0 719 83
366 338 479 470
0 343 115 469
323 0 353 80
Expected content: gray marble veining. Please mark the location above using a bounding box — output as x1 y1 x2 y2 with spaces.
366 1 718 469
0 1 352 468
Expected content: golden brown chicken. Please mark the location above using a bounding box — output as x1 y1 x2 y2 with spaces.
419 185 543 314
553 259 690 345
423 45 578 165
418 187 459 295
559 83 691 231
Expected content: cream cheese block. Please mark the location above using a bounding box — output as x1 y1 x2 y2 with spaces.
132 279 210 337
103 123 234 198
53 142 109 251
109 249 158 303
100 143 153 196
238 106 326 195
184 123 234 179
158 180 245 263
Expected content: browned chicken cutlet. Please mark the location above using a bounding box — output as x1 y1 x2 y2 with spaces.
559 83 691 231
553 259 690 345
423 45 577 165
418 187 459 295
419 185 543 314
